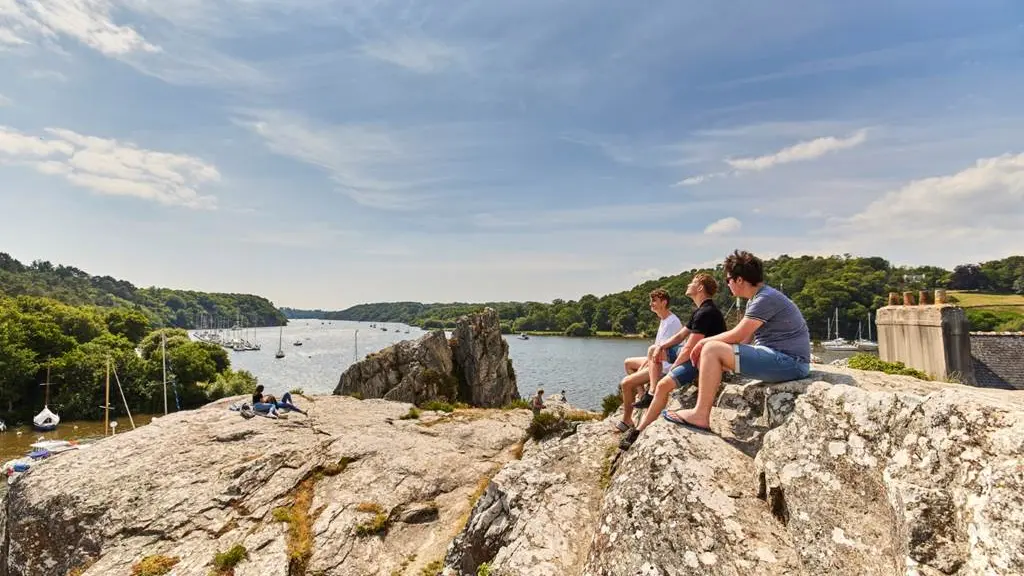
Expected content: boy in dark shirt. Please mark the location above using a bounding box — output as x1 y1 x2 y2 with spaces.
620 273 726 448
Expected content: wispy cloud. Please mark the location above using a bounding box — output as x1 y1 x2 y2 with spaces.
27 70 69 82
1 0 160 56
726 129 868 172
703 216 742 235
0 125 219 209
359 36 463 74
674 129 868 186
0 94 12 107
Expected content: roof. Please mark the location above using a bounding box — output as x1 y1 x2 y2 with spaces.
970 333 1024 391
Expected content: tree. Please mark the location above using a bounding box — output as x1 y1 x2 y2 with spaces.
1014 276 1024 296
612 311 637 334
949 264 988 291
104 307 152 344
564 322 591 337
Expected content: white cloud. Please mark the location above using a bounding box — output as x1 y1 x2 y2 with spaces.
843 153 1024 236
0 125 219 209
727 129 868 172
0 94 12 106
27 70 69 82
632 268 665 280
703 216 742 235
359 37 463 74
677 129 868 187
1 0 159 56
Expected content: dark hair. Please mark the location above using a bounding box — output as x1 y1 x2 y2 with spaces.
724 250 764 285
693 272 719 297
255 384 264 393
649 288 670 306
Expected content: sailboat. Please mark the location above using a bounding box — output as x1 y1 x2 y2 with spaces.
856 311 879 351
822 308 858 351
33 366 60 432
275 325 285 359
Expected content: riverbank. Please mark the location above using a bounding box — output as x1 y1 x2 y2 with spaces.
0 414 162 463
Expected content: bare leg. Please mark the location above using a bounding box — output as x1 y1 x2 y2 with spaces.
672 341 734 428
646 355 664 397
636 373 678 432
624 356 646 375
619 369 649 427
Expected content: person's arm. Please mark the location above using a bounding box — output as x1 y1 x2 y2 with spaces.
657 326 691 351
689 318 764 365
674 332 706 367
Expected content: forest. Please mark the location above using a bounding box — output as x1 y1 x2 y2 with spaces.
0 252 287 329
307 254 1024 338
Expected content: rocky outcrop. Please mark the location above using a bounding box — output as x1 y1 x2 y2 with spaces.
5 365 1022 576
0 396 530 576
450 309 518 408
335 309 519 408
335 330 455 403
443 366 1024 575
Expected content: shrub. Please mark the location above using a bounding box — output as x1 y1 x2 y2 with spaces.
400 407 421 420
477 563 492 576
131 555 179 576
289 387 304 395
420 560 444 576
421 400 455 413
564 322 591 337
502 398 530 410
211 545 247 574
527 412 569 441
848 354 931 381
354 512 388 536
271 507 291 523
601 393 623 417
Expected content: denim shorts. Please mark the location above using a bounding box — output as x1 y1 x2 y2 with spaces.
665 345 680 364
669 361 698 387
733 344 810 383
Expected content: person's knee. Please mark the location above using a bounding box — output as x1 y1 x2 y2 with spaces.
656 376 675 393
701 341 731 363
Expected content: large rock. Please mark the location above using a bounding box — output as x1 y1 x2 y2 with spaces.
335 330 455 404
451 308 518 408
335 309 519 408
0 396 530 576
442 365 1024 576
755 381 1024 575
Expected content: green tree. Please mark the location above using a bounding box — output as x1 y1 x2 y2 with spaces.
612 311 637 334
104 307 152 344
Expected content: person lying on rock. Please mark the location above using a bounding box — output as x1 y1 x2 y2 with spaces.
663 250 810 432
252 385 308 415
620 273 726 449
615 288 683 432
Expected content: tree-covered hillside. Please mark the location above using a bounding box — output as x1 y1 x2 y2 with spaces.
319 254 1024 338
0 253 287 329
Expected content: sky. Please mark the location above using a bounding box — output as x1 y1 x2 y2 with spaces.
1 0 1022 309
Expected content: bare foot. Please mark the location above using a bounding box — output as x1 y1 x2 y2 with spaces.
668 408 709 429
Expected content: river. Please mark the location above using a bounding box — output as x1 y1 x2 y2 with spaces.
0 320 861 464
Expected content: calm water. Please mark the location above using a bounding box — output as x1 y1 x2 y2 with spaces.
0 320 858 463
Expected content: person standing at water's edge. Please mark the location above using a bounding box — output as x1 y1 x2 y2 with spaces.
614 288 682 431
665 250 810 431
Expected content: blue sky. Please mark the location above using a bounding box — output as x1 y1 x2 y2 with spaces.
1 0 1022 308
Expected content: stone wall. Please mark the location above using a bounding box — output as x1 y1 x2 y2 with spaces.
970 331 1024 390
876 304 973 383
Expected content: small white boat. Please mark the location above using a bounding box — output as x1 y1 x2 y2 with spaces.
855 313 879 351
33 406 60 432
518 333 530 340
822 308 858 351
30 440 80 455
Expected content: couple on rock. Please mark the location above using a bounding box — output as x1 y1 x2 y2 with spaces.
616 250 811 449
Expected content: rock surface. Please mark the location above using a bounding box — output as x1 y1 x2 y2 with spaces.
335 309 519 408
4 365 1022 576
1 396 530 576
443 365 1024 576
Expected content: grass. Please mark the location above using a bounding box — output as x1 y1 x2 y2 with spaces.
420 400 455 413
356 502 383 513
949 290 1024 309
420 560 444 576
210 545 247 576
527 412 568 441
848 354 931 381
564 409 601 422
290 387 305 395
477 563 492 576
274 459 352 576
399 407 421 420
599 444 617 489
67 559 97 576
502 398 530 410
131 555 179 576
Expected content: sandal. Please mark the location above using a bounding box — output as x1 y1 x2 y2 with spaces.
618 428 640 451
613 420 631 433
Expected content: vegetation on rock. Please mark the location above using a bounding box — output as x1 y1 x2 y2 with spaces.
210 545 246 575
847 354 931 380
131 555 179 576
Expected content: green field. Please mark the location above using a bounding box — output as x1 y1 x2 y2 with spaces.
949 291 1024 311
950 291 1024 332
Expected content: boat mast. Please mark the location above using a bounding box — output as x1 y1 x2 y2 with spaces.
43 365 51 407
104 357 111 436
162 332 168 415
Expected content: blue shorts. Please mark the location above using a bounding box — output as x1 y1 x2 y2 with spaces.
668 361 698 387
665 345 680 364
733 344 810 382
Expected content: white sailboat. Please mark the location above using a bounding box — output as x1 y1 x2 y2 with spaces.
822 308 858 351
856 311 879 351
275 325 285 359
33 366 60 432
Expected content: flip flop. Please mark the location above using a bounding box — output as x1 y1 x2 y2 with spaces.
661 410 711 433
